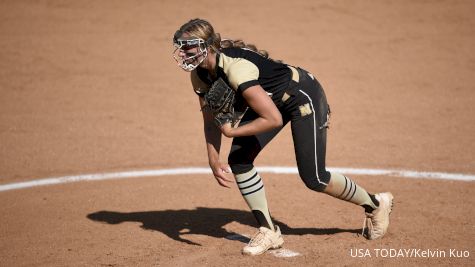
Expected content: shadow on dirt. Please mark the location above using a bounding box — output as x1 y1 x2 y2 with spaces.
87 207 360 246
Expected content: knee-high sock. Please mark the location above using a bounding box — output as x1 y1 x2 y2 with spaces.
324 172 379 212
235 168 275 230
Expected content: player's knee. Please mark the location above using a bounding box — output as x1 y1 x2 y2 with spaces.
228 163 254 175
303 180 327 192
228 149 256 174
228 154 254 175
301 171 330 192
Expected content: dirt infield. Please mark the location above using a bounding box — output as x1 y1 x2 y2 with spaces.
0 0 474 266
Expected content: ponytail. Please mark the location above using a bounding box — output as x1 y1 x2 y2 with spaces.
220 39 271 59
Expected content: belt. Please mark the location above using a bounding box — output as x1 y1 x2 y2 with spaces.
280 66 301 104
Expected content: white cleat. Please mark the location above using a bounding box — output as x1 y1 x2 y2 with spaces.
242 225 284 256
363 192 394 240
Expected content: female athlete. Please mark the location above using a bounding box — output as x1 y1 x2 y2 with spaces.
172 18 394 256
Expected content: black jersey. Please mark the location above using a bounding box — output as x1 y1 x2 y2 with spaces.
191 47 293 105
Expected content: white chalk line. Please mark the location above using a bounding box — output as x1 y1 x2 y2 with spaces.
0 166 474 193
1 167 473 258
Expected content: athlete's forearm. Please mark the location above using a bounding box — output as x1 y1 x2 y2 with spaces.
198 96 222 164
205 124 222 164
224 84 282 137
226 116 282 137
203 111 222 165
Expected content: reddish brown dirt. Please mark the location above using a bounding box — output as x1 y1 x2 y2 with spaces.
0 1 474 266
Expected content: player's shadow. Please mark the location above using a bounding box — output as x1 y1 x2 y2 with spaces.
87 207 360 246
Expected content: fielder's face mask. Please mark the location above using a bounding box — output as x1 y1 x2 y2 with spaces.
173 31 209 72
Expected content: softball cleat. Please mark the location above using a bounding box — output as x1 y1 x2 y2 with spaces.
363 192 394 240
242 225 284 256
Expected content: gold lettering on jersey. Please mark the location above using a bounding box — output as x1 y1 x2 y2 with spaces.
299 103 313 116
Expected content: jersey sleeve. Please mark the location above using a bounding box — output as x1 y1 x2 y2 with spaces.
190 69 210 97
224 59 260 92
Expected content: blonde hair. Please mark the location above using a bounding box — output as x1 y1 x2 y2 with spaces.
176 18 271 59
220 39 269 59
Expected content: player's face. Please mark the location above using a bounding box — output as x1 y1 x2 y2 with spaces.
177 45 201 64
173 33 208 71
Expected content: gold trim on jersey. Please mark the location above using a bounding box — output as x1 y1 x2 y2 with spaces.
282 92 291 102
219 53 259 90
288 65 300 82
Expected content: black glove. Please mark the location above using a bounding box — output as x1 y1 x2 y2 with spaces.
204 78 238 127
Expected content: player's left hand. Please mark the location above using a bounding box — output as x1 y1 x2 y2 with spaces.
220 122 235 138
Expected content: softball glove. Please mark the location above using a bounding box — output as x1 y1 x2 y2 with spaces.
204 78 241 127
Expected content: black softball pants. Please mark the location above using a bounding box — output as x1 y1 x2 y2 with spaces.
228 67 331 192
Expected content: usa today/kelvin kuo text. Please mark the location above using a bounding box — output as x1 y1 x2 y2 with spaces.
350 248 470 258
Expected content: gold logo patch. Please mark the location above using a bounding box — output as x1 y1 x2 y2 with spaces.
299 103 313 116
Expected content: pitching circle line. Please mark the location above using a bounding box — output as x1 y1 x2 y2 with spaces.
0 166 474 192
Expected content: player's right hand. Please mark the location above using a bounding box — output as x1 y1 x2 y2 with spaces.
210 162 234 188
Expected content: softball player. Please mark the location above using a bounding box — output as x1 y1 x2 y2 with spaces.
172 18 394 256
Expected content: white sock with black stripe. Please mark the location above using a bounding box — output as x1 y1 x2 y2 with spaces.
235 167 275 231
324 172 379 212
